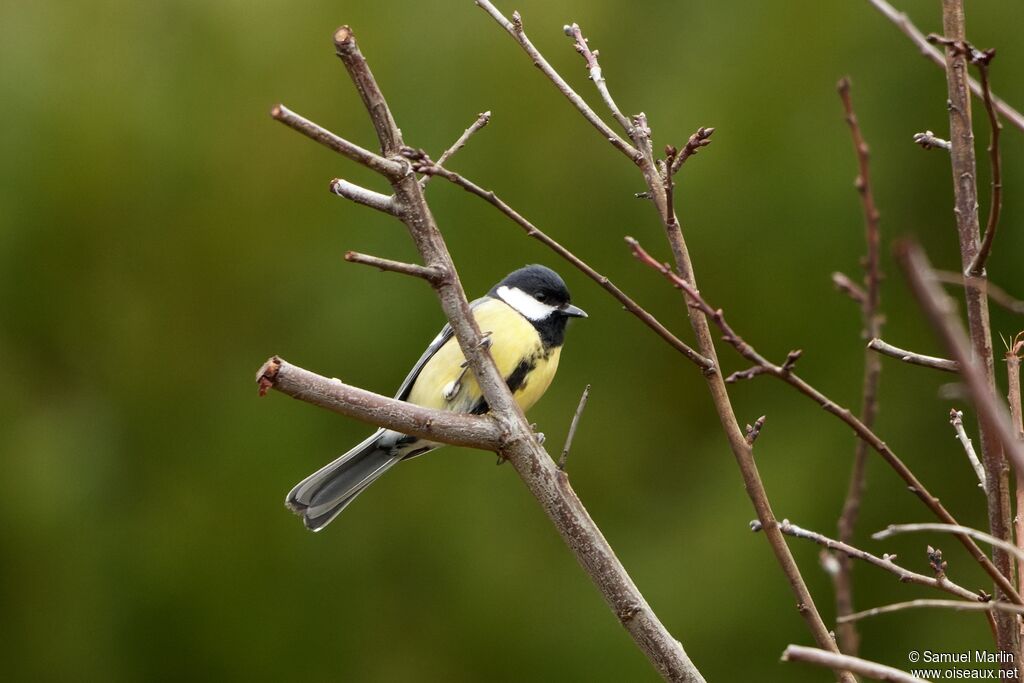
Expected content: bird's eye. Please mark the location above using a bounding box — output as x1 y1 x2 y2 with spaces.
534 292 546 301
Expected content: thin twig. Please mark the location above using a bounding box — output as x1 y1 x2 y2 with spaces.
270 104 405 179
562 23 632 133
874 523 1024 563
867 338 959 373
965 48 1002 276
865 0 1024 133
912 130 951 150
839 598 1024 624
1008 334 1024 615
934 271 1024 315
420 111 491 188
627 235 1023 605
832 271 867 306
950 409 987 488
670 127 715 175
834 76 884 657
781 645 929 683
745 416 766 446
752 519 984 602
474 1 639 162
343 251 446 283
329 177 397 214
411 155 715 372
558 384 591 470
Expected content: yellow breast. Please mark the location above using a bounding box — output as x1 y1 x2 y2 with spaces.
405 298 562 414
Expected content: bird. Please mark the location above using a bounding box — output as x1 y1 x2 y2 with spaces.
285 264 587 531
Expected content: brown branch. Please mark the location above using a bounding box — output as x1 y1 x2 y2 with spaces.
1009 335 1024 636
897 242 1024 480
950 409 987 487
479 9 850 674
627 235 1023 606
420 111 491 188
934 271 1024 315
558 384 591 471
832 271 868 306
912 130 951 150
256 357 501 448
474 2 639 162
875 523 1024 563
562 23 632 133
867 338 959 373
834 76 885 657
839 598 1024 624
411 155 715 372
343 251 446 283
745 416 766 446
328 177 396 214
269 25 704 683
933 1 1017 659
753 519 984 602
670 127 715 175
964 48 1003 276
270 104 405 179
866 0 1024 133
781 645 929 683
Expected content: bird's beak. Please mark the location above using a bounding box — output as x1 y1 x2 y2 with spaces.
562 303 588 318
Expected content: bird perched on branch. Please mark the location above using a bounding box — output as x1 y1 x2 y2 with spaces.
286 264 587 531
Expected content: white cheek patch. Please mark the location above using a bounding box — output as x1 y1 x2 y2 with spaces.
496 285 559 321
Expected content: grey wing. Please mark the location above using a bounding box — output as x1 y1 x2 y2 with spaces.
393 296 489 401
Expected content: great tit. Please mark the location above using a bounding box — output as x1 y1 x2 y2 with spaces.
285 264 587 531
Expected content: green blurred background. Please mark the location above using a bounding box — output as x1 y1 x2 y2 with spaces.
3 0 1023 680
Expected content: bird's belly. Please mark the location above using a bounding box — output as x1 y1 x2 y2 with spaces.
405 302 561 414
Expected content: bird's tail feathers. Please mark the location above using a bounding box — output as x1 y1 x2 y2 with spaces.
285 429 404 531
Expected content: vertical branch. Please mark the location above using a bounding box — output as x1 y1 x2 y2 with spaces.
1009 335 1024 645
832 77 884 657
937 0 1017 661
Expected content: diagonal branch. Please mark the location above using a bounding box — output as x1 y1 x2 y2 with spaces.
627 236 1023 606
753 519 984 602
412 155 714 372
875 522 1024 563
420 111 491 188
257 357 500 448
934 271 1024 316
839 598 1024 624
865 0 1024 133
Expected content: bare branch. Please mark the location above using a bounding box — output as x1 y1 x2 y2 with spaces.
965 47 1003 276
420 111 492 188
558 384 591 470
745 416 766 446
832 271 868 305
866 0 1024 133
753 519 984 602
329 177 397 214
782 645 929 683
474 1 639 162
627 235 1023 605
839 598 1024 624
950 409 987 487
411 155 715 372
1009 335 1024 610
670 127 715 175
867 338 959 373
343 251 446 283
562 23 631 133
256 357 500 448
912 130 951 150
934 270 1024 315
875 523 1024 563
270 104 405 179
897 242 1024 479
